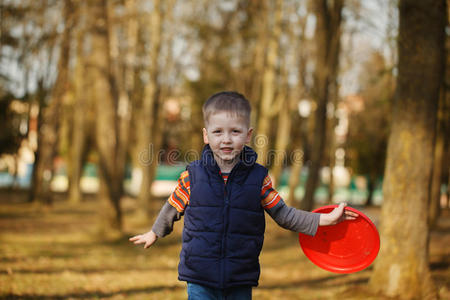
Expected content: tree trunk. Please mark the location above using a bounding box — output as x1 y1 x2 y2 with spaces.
369 0 446 298
429 26 450 226
68 79 86 205
442 27 450 210
108 0 132 207
136 0 163 218
327 80 339 204
366 174 376 206
270 47 291 186
255 0 282 166
286 5 309 206
30 0 74 205
248 0 268 123
126 0 143 195
88 0 126 233
159 0 176 105
428 88 446 228
287 135 304 206
301 0 343 211
68 2 87 205
29 81 48 203
270 91 290 187
124 0 138 96
270 5 299 187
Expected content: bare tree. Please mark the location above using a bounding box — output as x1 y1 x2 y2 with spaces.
345 52 394 206
287 2 311 205
301 0 343 211
67 0 89 205
270 44 291 186
86 0 128 232
30 0 74 205
428 35 449 227
369 0 446 298
246 0 268 114
134 0 163 218
255 0 283 166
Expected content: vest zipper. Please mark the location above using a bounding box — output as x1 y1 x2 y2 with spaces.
220 164 239 288
221 185 227 288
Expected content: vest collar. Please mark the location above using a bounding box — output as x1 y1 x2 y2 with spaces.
201 144 258 174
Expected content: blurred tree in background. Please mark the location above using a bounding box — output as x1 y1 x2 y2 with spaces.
346 51 394 205
0 91 23 157
369 0 446 298
301 0 344 211
428 24 450 228
31 0 74 206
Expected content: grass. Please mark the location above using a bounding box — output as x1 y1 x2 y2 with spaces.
0 190 449 299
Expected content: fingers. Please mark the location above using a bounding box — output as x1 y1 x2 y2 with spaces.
337 203 356 216
342 204 358 216
129 233 156 249
343 207 358 221
337 202 346 210
335 203 346 216
129 235 140 242
335 202 346 215
129 235 146 245
345 210 358 217
336 203 358 222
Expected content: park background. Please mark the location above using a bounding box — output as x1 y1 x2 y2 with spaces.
0 0 449 299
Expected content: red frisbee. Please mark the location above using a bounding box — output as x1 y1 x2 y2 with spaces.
298 205 380 273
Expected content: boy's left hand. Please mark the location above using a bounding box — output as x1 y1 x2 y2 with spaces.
319 203 358 226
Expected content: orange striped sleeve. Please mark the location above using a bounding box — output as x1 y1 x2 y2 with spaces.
168 170 190 212
261 174 281 209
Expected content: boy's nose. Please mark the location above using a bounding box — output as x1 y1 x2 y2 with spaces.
223 133 232 142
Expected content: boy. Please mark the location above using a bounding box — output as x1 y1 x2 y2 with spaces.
130 91 357 299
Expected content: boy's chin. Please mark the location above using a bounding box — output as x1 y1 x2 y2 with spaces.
215 153 239 163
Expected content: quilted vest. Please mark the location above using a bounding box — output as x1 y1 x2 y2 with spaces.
178 145 268 289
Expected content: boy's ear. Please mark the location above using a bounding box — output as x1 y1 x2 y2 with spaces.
202 128 209 144
246 127 253 144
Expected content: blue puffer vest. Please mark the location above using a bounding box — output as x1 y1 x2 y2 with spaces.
178 145 268 289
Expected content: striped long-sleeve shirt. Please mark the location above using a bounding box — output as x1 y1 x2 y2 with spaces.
168 170 281 213
152 171 321 238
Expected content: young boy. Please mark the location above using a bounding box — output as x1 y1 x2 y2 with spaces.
130 91 357 299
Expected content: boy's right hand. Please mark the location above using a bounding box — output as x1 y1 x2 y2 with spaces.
129 230 158 248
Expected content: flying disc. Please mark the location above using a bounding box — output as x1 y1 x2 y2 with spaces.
298 205 380 273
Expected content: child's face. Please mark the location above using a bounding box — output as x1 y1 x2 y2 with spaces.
203 111 253 167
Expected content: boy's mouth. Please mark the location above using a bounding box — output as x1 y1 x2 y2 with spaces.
220 147 233 153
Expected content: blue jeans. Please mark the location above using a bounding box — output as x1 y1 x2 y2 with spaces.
187 282 252 300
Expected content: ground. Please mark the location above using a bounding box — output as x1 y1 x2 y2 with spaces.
0 190 448 299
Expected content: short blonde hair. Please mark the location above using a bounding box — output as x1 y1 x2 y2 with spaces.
202 91 251 127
